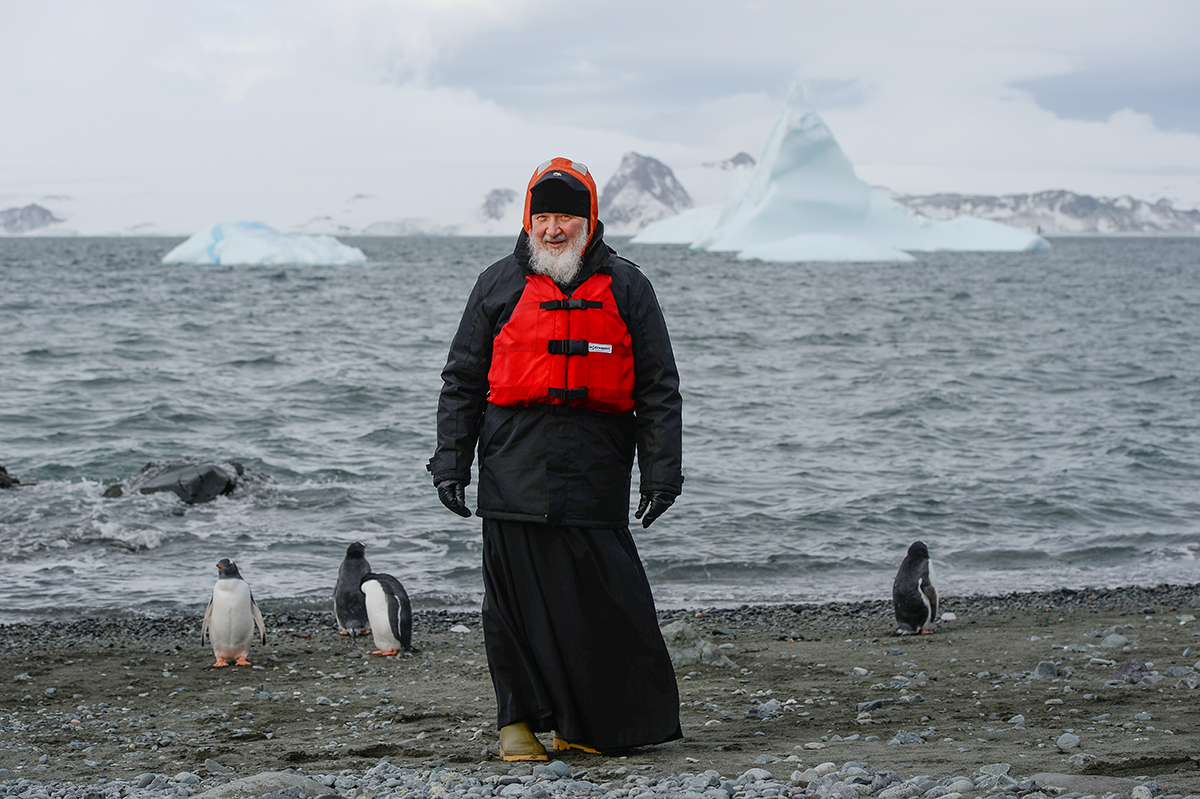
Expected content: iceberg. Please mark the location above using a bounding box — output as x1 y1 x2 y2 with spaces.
162 221 367 265
632 85 1050 262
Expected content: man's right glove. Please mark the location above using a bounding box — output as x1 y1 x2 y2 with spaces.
435 479 472 518
635 490 675 528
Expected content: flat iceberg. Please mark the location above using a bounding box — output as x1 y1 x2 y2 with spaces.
162 221 367 265
738 233 914 263
633 85 1049 262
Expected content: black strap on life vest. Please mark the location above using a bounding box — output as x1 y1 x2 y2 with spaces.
548 339 589 355
548 387 588 401
540 298 603 311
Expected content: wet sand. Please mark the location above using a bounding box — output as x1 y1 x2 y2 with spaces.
2 584 1199 793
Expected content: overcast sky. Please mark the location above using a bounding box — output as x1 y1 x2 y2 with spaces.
3 0 1199 233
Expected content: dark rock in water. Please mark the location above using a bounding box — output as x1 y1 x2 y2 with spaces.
1 464 20 489
104 460 246 504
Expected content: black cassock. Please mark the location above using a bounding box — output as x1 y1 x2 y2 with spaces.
481 519 682 751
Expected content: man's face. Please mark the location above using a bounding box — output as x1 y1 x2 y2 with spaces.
531 213 587 252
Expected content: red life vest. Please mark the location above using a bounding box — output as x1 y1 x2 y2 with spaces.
488 273 636 414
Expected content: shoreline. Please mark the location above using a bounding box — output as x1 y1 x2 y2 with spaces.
3 583 1200 796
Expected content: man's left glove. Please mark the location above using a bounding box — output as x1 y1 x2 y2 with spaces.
635 491 675 528
435 479 472 518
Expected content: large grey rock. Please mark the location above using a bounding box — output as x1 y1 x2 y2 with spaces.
1055 732 1081 751
1031 661 1058 679
660 621 737 669
194 771 330 799
1115 658 1149 684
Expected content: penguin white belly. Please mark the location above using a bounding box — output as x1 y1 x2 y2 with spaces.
920 561 938 630
363 580 402 654
209 580 255 659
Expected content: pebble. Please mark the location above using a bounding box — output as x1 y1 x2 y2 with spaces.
0 757 1139 799
6 589 1200 799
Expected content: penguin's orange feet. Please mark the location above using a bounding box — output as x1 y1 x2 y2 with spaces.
339 630 351 635
920 630 933 635
235 656 252 665
212 658 230 667
371 649 398 656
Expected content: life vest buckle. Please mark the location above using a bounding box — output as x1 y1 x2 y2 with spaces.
548 339 589 356
539 298 603 311
548 387 588 401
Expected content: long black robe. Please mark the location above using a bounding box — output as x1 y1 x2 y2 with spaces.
481 519 681 751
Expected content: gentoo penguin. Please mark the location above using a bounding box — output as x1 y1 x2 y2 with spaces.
333 541 372 636
200 558 267 666
359 572 416 656
892 540 938 636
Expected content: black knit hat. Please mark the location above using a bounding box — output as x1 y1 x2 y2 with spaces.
529 170 591 218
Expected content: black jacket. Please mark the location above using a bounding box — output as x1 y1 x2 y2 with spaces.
428 223 683 527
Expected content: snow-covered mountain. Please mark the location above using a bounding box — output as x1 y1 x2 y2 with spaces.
1 204 62 235
598 153 693 236
889 190 1200 236
481 188 519 222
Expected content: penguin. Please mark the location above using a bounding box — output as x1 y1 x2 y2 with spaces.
333 541 372 636
200 558 267 666
892 540 938 636
359 572 416 656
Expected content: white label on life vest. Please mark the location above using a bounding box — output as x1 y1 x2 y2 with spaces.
588 343 613 354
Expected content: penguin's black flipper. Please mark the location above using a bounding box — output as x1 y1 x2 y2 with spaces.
375 572 416 653
250 595 267 645
201 600 213 646
920 576 938 627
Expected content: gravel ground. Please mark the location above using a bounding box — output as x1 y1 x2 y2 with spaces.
3 584 1200 798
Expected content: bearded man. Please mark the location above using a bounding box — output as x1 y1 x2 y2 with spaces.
428 157 684 760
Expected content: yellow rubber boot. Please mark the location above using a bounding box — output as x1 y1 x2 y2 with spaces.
552 733 603 754
498 720 548 761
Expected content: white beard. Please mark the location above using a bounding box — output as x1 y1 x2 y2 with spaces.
528 223 588 285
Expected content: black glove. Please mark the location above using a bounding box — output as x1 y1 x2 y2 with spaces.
435 479 472 518
634 491 675 528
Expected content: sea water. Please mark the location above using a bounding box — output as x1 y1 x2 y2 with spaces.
2 236 1199 623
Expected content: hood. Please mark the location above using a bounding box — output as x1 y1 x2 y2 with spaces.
522 157 599 249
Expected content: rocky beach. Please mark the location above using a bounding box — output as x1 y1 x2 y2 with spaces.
3 584 1200 798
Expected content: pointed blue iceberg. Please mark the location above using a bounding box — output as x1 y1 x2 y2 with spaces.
634 85 1049 262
